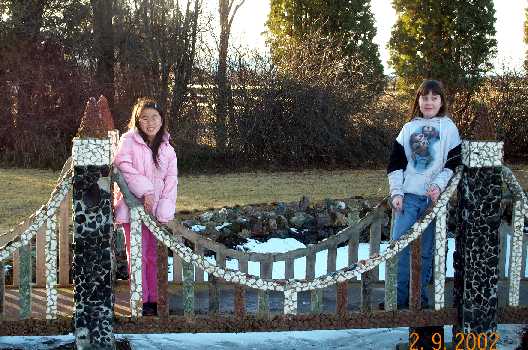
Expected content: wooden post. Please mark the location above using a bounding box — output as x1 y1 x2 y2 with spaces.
234 257 247 317
172 235 184 284
58 194 71 286
409 239 422 312
209 251 224 314
327 244 337 274
285 257 294 280
369 217 382 281
360 269 372 312
157 243 169 317
336 282 348 316
257 257 272 318
384 255 397 311
36 225 46 287
306 252 316 281
385 211 397 311
19 243 32 319
183 260 195 318
172 250 183 283
12 250 19 287
348 230 359 280
306 251 321 313
0 261 4 317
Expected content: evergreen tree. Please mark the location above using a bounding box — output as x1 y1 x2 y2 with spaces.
267 0 384 85
389 0 497 98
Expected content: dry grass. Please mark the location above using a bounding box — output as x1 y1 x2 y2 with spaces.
1 164 527 232
0 168 59 232
176 169 388 212
0 168 388 231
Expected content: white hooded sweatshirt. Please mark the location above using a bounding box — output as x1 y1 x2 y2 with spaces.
387 116 461 198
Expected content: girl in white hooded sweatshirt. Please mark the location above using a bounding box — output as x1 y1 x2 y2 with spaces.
387 80 461 308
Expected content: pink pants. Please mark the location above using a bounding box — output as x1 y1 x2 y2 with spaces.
122 223 158 303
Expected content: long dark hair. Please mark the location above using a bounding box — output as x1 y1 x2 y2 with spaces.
128 97 166 168
409 80 448 119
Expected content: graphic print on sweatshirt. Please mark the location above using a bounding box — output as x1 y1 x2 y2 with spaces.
409 125 439 171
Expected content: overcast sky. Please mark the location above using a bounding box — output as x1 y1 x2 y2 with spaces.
213 0 528 74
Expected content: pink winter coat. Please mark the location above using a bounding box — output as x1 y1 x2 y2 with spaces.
113 129 178 224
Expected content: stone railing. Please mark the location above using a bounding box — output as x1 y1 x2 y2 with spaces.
1 163 527 321
1 97 526 349
114 164 463 317
501 166 528 307
1 118 527 348
0 159 72 320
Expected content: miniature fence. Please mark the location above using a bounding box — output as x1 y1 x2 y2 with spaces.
1 160 527 333
6 98 528 349
0 159 72 319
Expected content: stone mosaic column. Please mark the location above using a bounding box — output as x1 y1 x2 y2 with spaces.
501 166 526 307
72 97 116 349
454 141 503 335
45 213 58 319
283 288 297 315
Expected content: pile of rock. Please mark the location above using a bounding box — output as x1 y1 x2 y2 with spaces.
180 196 387 249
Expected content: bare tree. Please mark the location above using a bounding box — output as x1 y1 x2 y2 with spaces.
7 0 50 123
113 0 202 125
215 0 245 150
10 0 48 41
91 0 114 107
170 0 202 122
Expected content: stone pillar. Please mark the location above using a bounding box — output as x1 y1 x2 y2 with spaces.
454 141 503 335
72 97 116 349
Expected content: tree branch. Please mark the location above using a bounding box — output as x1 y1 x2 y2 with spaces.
228 0 245 33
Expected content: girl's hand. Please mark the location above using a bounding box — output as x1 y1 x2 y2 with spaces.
426 184 441 203
391 195 403 212
144 194 155 214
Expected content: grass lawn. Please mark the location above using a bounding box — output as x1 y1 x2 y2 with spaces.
1 165 527 232
0 168 60 232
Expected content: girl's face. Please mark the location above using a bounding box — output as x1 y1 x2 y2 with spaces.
418 91 442 119
138 107 162 142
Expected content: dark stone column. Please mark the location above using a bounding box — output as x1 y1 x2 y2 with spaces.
454 141 503 335
72 97 116 349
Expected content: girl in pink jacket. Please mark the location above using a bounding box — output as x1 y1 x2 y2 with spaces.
113 97 178 316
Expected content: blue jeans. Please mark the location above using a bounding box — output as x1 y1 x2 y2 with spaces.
391 193 435 308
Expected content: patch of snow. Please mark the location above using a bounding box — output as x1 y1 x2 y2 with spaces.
239 238 306 253
191 225 206 232
169 211 528 283
168 236 527 282
0 325 523 349
215 222 231 230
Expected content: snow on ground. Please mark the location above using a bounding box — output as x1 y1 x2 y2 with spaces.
0 324 524 349
168 234 528 282
191 224 206 232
